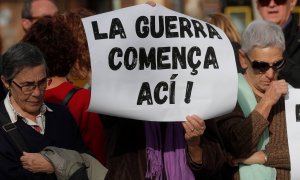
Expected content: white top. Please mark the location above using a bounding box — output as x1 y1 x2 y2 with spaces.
4 93 52 134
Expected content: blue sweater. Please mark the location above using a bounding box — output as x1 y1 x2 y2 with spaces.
0 102 88 180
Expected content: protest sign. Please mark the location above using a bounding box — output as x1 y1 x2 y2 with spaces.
285 88 300 179
82 3 237 122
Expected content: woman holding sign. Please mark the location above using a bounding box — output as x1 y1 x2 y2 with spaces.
216 20 290 179
101 114 234 179
99 2 234 180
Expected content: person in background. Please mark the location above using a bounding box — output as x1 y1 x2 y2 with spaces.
22 15 106 165
21 0 58 32
207 13 243 73
256 0 300 88
0 33 2 54
0 34 7 101
63 8 95 88
0 42 88 179
217 20 290 179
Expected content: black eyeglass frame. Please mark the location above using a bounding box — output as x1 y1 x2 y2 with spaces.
12 77 51 95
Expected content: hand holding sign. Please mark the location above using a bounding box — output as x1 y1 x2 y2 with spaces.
146 1 156 7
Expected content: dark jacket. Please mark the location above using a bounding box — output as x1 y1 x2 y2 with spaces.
101 115 235 180
0 102 88 180
217 98 290 180
188 119 236 180
279 13 300 88
101 115 148 180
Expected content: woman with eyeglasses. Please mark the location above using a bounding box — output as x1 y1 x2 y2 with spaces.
210 20 290 180
22 15 106 166
256 0 300 88
0 42 89 179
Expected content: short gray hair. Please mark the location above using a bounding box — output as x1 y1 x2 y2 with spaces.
241 19 285 54
21 0 57 19
1 42 47 83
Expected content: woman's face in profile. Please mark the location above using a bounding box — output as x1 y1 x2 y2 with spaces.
8 65 47 116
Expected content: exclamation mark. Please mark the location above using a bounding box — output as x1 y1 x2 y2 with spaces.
185 81 193 104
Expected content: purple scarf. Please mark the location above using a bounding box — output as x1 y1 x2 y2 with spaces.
145 122 195 180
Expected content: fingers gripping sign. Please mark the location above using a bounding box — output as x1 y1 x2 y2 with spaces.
182 115 206 147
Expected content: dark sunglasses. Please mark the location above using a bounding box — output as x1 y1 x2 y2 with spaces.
245 53 286 73
258 0 288 6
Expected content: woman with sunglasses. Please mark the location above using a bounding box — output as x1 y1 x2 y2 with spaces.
256 0 300 88
215 20 290 180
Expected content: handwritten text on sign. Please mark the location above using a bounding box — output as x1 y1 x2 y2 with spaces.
83 4 237 121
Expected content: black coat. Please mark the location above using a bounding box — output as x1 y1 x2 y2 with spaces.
279 14 300 88
0 102 87 180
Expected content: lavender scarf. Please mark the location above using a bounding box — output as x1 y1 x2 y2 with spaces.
145 122 195 180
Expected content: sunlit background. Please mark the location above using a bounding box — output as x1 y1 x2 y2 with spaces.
1 0 300 53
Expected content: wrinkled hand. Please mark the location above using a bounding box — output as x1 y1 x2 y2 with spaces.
232 151 266 165
182 115 205 164
256 80 288 119
20 152 54 174
261 80 288 106
182 115 206 147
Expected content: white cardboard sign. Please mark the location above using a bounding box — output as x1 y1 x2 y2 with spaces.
82 4 237 122
285 88 300 179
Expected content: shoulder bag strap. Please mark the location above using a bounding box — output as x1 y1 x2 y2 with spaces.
0 112 29 152
62 87 81 106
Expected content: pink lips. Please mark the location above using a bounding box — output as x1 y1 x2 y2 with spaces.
268 10 278 14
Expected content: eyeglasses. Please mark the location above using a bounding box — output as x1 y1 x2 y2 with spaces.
12 78 52 95
245 53 286 73
258 0 288 6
